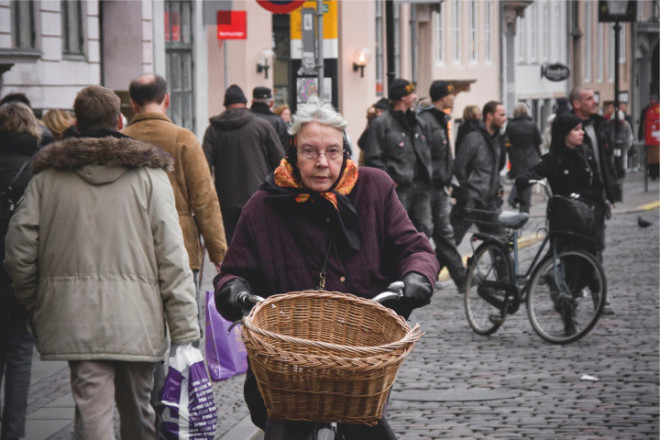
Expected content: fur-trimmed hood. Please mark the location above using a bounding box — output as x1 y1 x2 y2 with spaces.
33 134 174 185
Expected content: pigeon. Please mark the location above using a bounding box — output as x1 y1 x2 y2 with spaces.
638 216 652 228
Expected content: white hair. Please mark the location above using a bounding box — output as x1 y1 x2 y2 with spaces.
288 97 347 137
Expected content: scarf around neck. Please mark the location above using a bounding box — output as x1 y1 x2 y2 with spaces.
262 157 361 251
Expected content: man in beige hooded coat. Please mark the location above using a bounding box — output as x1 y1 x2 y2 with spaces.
3 85 200 439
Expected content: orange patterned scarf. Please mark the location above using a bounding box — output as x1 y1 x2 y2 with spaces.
273 157 359 210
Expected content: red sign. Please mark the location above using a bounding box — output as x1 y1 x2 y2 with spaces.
256 0 305 14
217 10 246 40
645 103 660 147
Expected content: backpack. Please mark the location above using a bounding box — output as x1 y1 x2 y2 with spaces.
0 160 30 226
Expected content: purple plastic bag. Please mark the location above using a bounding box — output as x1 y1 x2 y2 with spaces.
157 345 217 439
205 290 248 381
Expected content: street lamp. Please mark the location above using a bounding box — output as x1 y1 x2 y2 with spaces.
257 48 275 80
598 1 637 179
352 47 372 78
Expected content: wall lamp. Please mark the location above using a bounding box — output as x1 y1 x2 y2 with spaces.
352 47 372 78
257 48 275 79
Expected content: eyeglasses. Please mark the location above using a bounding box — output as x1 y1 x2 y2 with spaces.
298 146 344 161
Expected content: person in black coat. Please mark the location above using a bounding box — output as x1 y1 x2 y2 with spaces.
505 103 542 213
515 113 608 315
0 101 38 440
516 112 607 248
250 86 289 149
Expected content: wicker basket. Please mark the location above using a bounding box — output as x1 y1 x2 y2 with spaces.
241 290 422 426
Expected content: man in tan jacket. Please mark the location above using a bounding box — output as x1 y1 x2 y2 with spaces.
123 73 227 409
4 85 200 439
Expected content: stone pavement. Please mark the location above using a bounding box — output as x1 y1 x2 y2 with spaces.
8 170 658 439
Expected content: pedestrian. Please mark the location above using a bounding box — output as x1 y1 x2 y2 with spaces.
0 101 38 440
213 98 439 439
417 80 467 292
541 113 555 155
357 97 388 166
570 86 622 314
202 84 285 242
364 78 433 238
454 104 481 156
555 96 571 116
505 103 542 213
638 95 659 180
122 73 228 410
451 101 507 245
0 93 54 146
42 108 75 141
605 110 634 178
273 104 291 127
515 113 609 325
251 86 289 148
3 85 200 440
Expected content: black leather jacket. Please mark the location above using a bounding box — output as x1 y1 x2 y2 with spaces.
417 107 453 188
364 109 432 187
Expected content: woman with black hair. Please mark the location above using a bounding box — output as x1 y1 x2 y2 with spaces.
515 112 612 315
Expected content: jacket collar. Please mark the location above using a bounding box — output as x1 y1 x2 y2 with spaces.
127 112 173 126
251 102 274 115
33 133 174 174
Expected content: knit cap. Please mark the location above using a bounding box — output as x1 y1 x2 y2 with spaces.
224 85 247 106
389 78 415 101
430 80 455 101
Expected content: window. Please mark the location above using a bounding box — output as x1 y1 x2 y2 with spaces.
452 0 461 64
529 3 537 62
597 23 604 82
11 0 35 49
608 25 615 82
517 16 526 62
165 1 195 131
434 8 444 64
619 23 626 63
584 2 592 82
394 3 400 76
552 3 560 61
542 3 549 60
62 1 84 56
468 1 478 63
484 2 492 64
375 1 384 95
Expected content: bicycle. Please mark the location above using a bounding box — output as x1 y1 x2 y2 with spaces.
235 281 407 440
463 180 607 344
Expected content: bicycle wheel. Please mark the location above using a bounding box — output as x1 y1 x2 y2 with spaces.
464 241 514 335
527 249 607 344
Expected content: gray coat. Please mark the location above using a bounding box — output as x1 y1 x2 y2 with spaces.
453 123 504 204
4 133 200 361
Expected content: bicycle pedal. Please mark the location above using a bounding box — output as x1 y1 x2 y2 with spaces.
488 314 504 325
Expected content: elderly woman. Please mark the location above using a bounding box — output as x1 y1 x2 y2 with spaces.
0 101 39 440
214 99 439 439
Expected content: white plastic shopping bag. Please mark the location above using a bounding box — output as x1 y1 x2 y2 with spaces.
156 344 217 439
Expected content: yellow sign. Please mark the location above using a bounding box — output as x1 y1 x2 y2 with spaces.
290 1 337 40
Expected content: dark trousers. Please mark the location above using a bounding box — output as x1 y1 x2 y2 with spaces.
432 188 466 287
0 296 34 440
507 185 532 213
450 197 505 246
396 182 433 238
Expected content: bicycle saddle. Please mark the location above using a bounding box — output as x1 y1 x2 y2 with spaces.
498 211 530 229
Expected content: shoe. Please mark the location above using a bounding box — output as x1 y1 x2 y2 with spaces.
602 303 615 315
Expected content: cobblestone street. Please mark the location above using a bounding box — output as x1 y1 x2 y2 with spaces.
16 171 659 439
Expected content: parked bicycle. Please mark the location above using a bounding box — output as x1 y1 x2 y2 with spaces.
234 281 413 440
463 180 607 344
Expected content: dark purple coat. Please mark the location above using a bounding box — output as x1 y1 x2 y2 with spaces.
213 167 439 298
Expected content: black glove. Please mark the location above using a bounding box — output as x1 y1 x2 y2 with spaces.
215 277 253 322
402 272 433 309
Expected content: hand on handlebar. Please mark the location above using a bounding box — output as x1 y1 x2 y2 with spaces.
215 277 256 322
382 273 432 319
